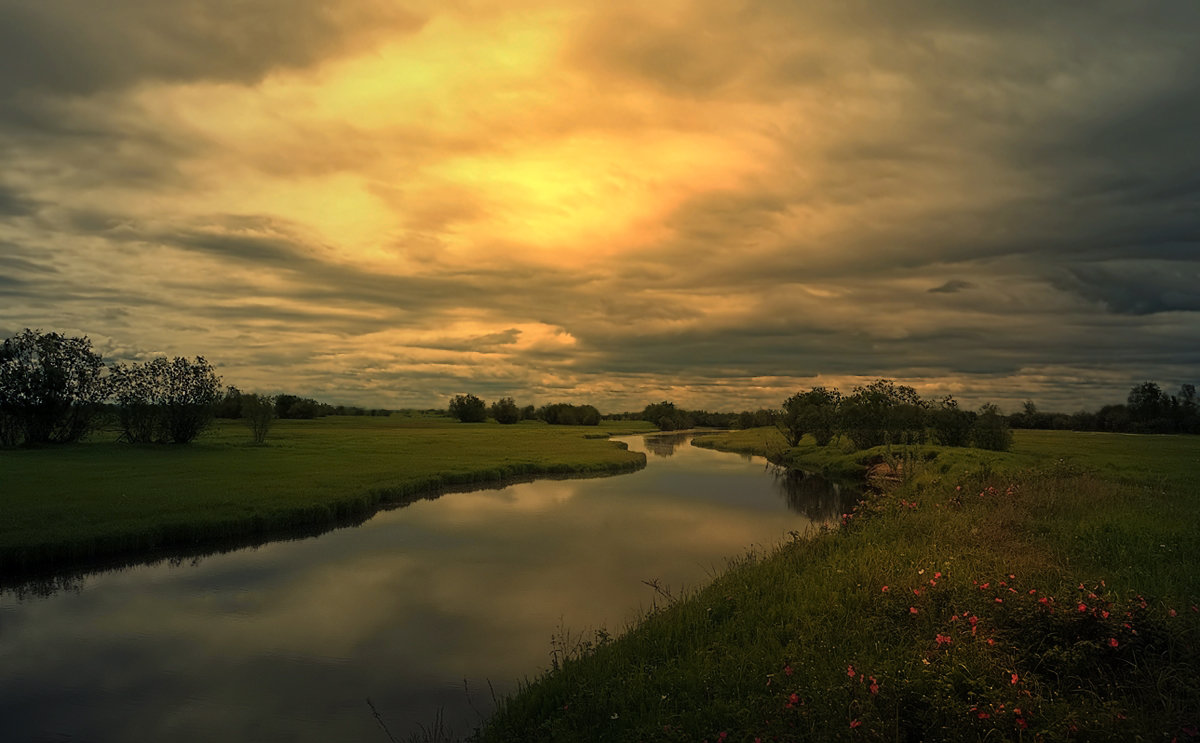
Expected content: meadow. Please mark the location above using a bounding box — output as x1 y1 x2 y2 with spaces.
0 415 652 578
479 429 1200 742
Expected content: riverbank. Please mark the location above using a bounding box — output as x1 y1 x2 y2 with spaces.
478 429 1200 741
0 416 652 580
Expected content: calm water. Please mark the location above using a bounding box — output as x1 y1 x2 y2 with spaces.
0 434 856 741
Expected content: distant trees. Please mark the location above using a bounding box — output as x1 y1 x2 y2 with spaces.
109 356 223 444
0 329 108 445
1011 381 1199 435
449 393 487 423
538 402 601 426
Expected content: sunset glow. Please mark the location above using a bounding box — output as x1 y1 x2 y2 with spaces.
2 1 1197 410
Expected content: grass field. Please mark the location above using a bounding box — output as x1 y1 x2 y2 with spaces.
479 429 1200 742
0 415 653 578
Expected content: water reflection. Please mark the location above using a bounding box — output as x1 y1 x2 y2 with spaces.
772 467 860 522
642 432 690 457
0 434 861 742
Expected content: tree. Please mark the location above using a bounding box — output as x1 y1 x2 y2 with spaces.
449 394 487 423
839 380 926 451
240 393 275 444
538 402 601 426
1127 381 1167 431
0 329 108 445
777 387 841 447
491 397 521 424
109 356 222 444
971 403 1013 451
930 395 974 447
641 401 688 430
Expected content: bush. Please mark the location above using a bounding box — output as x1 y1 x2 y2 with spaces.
930 395 975 447
491 397 521 424
241 393 275 444
0 329 108 445
109 356 222 444
971 403 1013 451
449 394 487 423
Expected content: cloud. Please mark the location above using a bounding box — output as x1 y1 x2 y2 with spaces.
1 1 1198 412
928 280 976 294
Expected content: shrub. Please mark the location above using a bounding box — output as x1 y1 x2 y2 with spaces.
449 394 487 423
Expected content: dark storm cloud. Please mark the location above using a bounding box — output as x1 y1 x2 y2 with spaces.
928 280 975 294
0 0 425 97
1053 261 1200 315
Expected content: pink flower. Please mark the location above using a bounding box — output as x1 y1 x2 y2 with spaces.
934 572 943 579
881 585 889 592
1015 717 1028 730
784 664 793 676
909 607 919 615
1078 603 1088 613
936 634 952 646
850 719 862 729
987 638 995 646
847 665 856 678
1011 673 1019 685
1109 637 1119 648
869 677 879 695
995 597 1003 603
1169 609 1178 617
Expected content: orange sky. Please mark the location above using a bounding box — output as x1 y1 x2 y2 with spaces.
1 1 1197 411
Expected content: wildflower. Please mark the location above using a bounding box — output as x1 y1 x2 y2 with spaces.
913 588 922 596
784 664 793 676
995 597 1003 603
1011 673 1019 685
1101 610 1110 619
869 677 879 695
1029 589 1037 595
987 638 995 646
978 711 991 719
981 582 990 589
1015 717 1028 730
847 665 856 678
934 572 943 579
936 634 952 646
881 585 889 593
1109 637 1119 648
910 607 919 615
1008 574 1015 580
1038 597 1049 605
930 579 937 587
850 720 862 729
1077 603 1088 613
1169 609 1177 617
786 692 799 709
719 733 728 741
918 569 925 575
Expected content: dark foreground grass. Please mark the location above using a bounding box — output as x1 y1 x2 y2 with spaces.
478 430 1200 742
0 416 652 579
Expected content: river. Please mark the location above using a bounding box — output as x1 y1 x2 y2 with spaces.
0 433 856 741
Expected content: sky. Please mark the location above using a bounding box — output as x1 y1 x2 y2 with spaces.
1 1 1198 413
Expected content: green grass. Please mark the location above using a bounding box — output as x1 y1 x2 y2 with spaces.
0 416 654 577
479 429 1200 742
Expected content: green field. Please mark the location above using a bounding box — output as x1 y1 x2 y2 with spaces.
480 429 1200 742
0 416 652 577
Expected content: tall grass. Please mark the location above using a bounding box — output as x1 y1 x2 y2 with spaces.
478 430 1200 741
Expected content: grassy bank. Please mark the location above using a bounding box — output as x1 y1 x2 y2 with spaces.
479 429 1200 741
0 416 652 578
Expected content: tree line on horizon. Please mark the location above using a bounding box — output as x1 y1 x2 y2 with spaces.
0 329 389 447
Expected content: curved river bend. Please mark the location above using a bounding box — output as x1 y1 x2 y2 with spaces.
0 433 856 741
